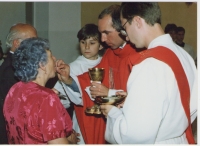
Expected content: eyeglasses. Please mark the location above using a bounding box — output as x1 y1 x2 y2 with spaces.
120 20 128 36
122 20 128 28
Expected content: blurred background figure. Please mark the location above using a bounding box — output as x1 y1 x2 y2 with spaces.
0 40 4 66
0 23 37 144
164 23 177 42
175 26 197 64
3 37 78 144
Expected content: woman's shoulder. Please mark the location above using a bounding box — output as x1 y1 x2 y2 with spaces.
24 82 58 99
38 85 57 96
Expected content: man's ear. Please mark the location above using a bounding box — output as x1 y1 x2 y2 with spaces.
134 16 142 28
99 45 103 50
12 39 21 51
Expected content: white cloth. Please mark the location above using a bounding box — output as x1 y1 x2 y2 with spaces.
105 34 197 144
54 55 102 144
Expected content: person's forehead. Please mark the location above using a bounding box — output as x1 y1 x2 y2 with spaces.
83 37 98 41
169 30 175 34
98 15 114 31
177 31 184 34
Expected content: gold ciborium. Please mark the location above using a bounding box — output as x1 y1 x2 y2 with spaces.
95 95 126 105
85 68 105 114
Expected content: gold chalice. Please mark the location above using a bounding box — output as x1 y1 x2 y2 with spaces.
85 68 105 114
88 67 105 82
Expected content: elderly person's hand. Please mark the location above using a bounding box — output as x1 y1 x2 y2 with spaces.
55 60 71 84
66 129 80 144
90 81 109 98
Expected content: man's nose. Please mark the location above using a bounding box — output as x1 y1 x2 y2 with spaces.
101 34 107 42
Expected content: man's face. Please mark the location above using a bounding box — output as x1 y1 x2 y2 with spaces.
176 31 184 43
168 30 176 42
120 15 143 48
98 15 124 49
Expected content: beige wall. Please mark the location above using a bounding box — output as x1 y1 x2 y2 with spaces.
159 2 197 56
81 2 197 57
81 2 121 26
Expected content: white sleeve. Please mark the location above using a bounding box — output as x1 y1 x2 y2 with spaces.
105 59 164 143
54 75 83 106
108 89 124 97
189 70 197 123
54 81 71 108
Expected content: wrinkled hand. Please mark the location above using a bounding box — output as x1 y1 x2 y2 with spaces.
67 129 80 144
56 60 70 84
100 104 114 118
90 82 109 98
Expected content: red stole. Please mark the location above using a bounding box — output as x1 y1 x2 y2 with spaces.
74 44 138 144
127 46 195 144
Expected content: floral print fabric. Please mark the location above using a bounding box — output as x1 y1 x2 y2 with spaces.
3 81 72 144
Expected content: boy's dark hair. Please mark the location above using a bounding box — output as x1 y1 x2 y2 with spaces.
120 2 161 26
164 23 177 34
77 24 101 43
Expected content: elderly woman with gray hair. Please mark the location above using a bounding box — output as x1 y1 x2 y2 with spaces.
3 37 78 144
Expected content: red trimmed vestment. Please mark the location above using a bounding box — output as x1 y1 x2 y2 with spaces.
127 46 195 144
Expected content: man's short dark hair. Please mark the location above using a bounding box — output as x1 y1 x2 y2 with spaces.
176 26 185 33
164 24 177 34
98 5 123 32
120 2 161 26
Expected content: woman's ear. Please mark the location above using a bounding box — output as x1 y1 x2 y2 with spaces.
39 62 46 72
99 45 103 50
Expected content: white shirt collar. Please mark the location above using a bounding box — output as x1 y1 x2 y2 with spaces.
119 42 127 49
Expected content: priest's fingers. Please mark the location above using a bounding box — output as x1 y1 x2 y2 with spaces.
116 91 127 96
100 105 113 117
56 60 70 74
90 82 109 97
56 60 71 83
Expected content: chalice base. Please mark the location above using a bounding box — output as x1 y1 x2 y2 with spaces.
85 104 101 114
